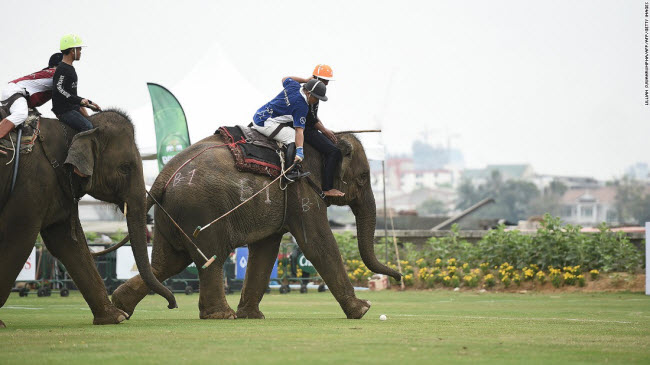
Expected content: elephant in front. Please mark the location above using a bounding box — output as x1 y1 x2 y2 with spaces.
111 132 400 319
0 110 175 328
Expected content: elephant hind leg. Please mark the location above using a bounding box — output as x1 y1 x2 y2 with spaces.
236 234 282 319
0 206 42 328
198 250 236 320
112 235 192 318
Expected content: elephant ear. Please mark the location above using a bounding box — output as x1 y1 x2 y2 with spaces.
337 139 354 181
65 129 99 177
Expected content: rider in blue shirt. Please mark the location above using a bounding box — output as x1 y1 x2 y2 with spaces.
252 77 327 179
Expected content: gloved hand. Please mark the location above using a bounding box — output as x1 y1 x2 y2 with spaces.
294 146 304 162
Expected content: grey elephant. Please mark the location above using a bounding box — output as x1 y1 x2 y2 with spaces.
0 110 175 328
111 132 400 320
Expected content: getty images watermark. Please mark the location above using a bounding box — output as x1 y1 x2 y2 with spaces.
645 2 649 105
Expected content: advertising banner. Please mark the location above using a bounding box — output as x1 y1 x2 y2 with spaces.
16 248 36 281
116 246 153 280
147 83 191 171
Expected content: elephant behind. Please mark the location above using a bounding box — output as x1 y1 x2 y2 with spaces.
0 110 175 328
112 131 400 320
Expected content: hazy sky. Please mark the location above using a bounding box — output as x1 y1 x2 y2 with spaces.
2 0 647 180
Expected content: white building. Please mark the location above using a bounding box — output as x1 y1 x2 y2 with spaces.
559 187 618 226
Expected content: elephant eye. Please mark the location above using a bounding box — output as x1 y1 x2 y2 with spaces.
118 163 131 175
357 172 370 186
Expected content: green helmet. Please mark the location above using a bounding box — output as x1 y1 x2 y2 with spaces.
59 34 84 51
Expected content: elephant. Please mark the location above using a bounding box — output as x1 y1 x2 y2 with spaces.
0 110 175 328
110 131 401 320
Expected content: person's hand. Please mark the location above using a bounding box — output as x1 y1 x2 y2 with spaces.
323 128 337 143
295 146 304 162
89 102 102 112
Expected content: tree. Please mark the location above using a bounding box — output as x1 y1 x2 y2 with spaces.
613 177 650 225
456 170 541 222
417 199 448 216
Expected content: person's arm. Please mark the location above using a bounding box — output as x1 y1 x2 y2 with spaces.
54 71 83 105
314 118 337 143
294 127 305 161
282 76 313 84
79 106 90 117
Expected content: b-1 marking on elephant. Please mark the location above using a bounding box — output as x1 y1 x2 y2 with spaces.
110 134 401 321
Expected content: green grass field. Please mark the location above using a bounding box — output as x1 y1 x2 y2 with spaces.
1 290 649 364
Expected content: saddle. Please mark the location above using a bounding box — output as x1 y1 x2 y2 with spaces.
0 110 41 157
216 125 285 178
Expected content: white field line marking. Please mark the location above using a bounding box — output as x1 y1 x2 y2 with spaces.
3 306 44 310
394 314 633 324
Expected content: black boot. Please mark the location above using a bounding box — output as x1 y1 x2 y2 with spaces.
284 143 310 181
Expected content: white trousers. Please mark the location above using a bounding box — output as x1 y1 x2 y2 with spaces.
1 83 29 126
251 119 295 145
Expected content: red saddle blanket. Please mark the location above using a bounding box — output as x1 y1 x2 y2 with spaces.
216 126 284 178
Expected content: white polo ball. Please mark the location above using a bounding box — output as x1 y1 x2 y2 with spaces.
380 314 387 321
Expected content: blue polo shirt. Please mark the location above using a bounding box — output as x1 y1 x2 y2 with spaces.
253 78 308 129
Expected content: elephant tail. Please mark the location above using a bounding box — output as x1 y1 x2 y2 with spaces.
91 234 130 257
91 190 159 257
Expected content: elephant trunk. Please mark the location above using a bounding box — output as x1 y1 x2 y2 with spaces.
350 191 402 281
125 194 177 309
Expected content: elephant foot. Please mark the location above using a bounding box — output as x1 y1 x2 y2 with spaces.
111 284 142 317
92 305 129 325
200 307 237 320
0 320 5 328
236 307 265 319
344 298 372 319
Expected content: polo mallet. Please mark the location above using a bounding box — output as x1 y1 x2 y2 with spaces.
146 190 216 269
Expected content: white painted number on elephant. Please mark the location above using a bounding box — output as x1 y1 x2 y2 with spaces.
173 172 185 187
240 179 253 202
187 169 196 185
302 198 312 212
265 186 272 204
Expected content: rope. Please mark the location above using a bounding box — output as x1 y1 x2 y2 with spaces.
193 161 296 238
163 138 246 191
5 133 15 165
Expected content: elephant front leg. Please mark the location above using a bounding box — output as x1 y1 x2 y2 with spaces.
41 221 127 325
198 258 236 320
236 234 282 319
290 218 371 319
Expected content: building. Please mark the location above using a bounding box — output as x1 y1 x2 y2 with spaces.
559 187 618 226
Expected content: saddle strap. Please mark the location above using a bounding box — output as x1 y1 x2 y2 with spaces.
304 175 325 200
268 123 287 140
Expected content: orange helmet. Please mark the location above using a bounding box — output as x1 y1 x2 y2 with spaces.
313 64 334 81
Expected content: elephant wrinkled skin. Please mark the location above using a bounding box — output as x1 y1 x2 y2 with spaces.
112 132 400 320
0 111 175 327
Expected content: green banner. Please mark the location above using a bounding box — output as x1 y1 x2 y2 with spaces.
147 83 191 171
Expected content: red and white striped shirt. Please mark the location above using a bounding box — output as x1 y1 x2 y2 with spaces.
10 68 56 108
